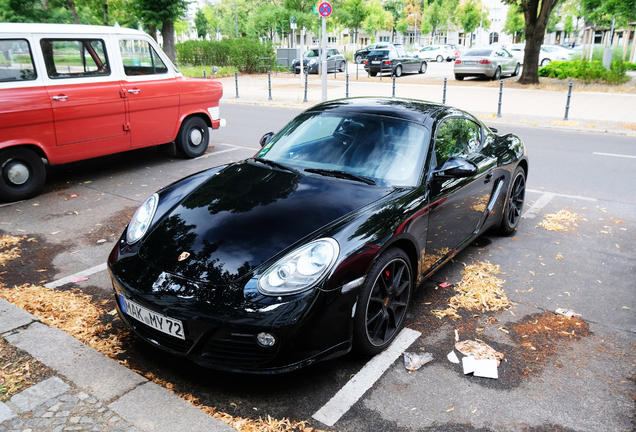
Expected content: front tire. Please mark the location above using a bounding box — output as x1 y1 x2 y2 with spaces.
394 65 403 77
339 61 346 72
0 147 46 202
436 55 443 62
541 58 551 67
353 248 412 355
419 62 427 74
498 166 526 235
355 54 363 64
175 117 210 158
492 67 501 81
513 63 520 76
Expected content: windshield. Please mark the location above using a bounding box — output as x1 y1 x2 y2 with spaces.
256 112 429 187
304 50 320 57
465 49 493 57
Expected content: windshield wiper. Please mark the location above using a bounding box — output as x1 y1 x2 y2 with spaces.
304 168 376 185
252 158 299 174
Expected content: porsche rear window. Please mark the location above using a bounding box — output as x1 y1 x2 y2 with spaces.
0 39 36 82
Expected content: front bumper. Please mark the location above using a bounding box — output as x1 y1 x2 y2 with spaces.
108 247 355 373
292 63 319 74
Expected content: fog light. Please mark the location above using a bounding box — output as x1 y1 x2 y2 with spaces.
256 332 276 347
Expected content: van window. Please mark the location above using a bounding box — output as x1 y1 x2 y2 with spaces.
119 40 167 76
40 39 109 79
0 39 37 82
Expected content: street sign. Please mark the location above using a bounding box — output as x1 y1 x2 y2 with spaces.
318 1 332 18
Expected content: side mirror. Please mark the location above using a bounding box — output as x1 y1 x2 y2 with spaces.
489 126 498 133
260 132 275 148
433 157 478 178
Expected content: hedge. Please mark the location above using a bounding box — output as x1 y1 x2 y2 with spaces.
176 39 276 73
538 60 631 85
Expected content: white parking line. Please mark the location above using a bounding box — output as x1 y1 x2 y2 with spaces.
526 189 597 202
312 328 421 427
593 152 636 159
195 147 242 160
521 192 555 219
44 263 108 289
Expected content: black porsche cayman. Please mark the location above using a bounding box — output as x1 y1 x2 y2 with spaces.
108 97 528 373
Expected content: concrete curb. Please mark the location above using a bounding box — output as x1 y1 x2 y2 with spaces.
0 298 234 432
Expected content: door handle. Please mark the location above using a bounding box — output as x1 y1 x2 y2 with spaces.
52 95 68 101
484 172 493 183
128 88 141 94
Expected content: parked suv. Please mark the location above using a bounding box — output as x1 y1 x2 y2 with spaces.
364 48 427 77
0 23 224 202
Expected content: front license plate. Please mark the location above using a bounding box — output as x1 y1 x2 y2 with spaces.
464 61 477 65
119 295 185 340
372 61 381 64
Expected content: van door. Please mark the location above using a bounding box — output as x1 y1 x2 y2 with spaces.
117 38 179 148
39 37 129 155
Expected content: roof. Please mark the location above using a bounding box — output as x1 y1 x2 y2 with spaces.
0 23 148 37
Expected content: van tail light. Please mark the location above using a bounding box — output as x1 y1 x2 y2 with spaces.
455 60 461 64
479 59 491 64
383 60 391 65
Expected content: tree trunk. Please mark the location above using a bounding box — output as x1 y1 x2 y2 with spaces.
518 0 557 84
162 21 176 63
148 25 157 42
67 0 79 24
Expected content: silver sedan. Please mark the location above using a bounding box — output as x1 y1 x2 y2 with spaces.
454 48 520 81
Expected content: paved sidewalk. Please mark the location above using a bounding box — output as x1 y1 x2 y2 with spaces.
216 73 636 135
0 298 234 432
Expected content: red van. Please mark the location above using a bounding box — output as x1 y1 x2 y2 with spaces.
0 23 224 202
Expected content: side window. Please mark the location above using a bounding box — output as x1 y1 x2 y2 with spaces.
119 39 167 76
433 118 481 167
0 39 37 82
397 48 407 57
40 39 109 79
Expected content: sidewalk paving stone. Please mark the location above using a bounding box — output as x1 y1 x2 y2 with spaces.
10 377 69 412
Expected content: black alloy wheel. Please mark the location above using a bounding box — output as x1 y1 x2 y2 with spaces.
353 248 412 355
175 116 210 158
493 67 502 81
419 62 427 74
394 65 403 77
0 147 46 202
498 166 526 235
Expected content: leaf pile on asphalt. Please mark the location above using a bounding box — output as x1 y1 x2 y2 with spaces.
538 209 582 231
508 311 591 378
0 337 53 401
432 260 511 319
0 235 26 268
0 235 323 432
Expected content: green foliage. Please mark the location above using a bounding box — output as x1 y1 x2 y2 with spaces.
175 38 275 73
194 10 210 39
338 0 367 43
503 3 524 40
362 0 394 38
538 60 631 84
455 0 483 36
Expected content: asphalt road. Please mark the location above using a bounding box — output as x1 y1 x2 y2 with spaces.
1 103 634 432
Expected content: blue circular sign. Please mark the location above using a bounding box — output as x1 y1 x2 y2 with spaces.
319 2 332 17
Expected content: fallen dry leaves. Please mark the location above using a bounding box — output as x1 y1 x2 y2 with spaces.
0 235 319 432
0 235 25 267
538 209 582 231
432 260 512 319
0 337 52 401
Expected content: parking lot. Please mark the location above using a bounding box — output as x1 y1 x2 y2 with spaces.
1 103 635 431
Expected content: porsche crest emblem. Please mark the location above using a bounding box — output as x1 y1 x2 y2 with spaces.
178 252 191 262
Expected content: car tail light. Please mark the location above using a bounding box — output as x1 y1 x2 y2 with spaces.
383 60 391 65
365 60 368 64
455 60 461 64
479 59 491 64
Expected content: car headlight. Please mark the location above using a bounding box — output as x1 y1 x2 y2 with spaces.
309 59 317 65
258 238 339 296
126 193 159 244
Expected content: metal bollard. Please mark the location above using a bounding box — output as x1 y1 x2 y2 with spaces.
203 70 206 79
564 81 573 121
392 74 396 97
268 71 273 100
346 72 349 98
303 72 308 103
497 80 504 118
234 70 239 99
443 78 447 104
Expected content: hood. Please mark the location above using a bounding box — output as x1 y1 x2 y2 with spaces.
139 160 391 285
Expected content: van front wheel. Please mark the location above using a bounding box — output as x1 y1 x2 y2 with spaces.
176 117 210 158
0 147 46 202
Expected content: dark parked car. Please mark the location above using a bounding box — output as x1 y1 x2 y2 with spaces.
108 97 528 374
292 48 346 74
354 42 395 64
365 48 427 77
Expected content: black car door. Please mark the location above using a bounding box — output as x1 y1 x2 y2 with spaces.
422 117 497 274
